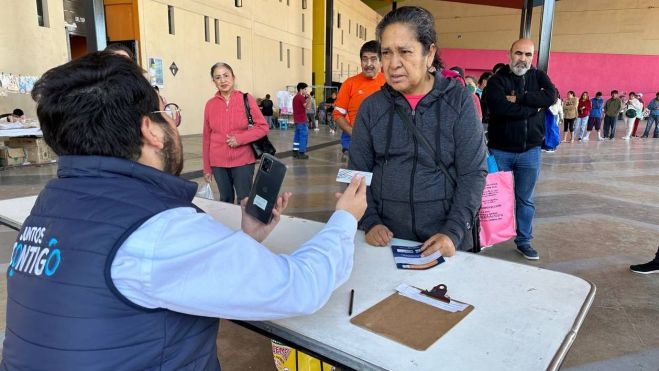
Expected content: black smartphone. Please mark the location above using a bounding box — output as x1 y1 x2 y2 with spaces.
245 154 287 224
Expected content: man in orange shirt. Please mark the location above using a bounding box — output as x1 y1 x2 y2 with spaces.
333 41 385 161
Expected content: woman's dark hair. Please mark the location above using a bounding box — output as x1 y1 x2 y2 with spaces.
581 91 589 99
376 6 443 70
478 72 492 85
210 62 235 78
12 108 24 116
492 63 506 73
568 90 575 97
629 92 636 97
104 43 135 60
31 51 166 160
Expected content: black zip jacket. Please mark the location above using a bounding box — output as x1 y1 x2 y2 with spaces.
484 65 557 152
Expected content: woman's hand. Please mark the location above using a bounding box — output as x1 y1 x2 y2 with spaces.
204 173 212 183
365 224 393 247
226 135 239 148
421 233 456 257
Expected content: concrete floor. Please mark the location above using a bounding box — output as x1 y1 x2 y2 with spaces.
0 124 658 370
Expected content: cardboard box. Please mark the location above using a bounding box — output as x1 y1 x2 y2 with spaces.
0 146 27 167
6 137 56 164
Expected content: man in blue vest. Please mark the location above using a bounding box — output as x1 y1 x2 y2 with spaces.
2 52 367 370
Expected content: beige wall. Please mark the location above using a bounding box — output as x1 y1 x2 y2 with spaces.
0 0 69 118
331 0 381 82
138 0 313 135
382 0 659 54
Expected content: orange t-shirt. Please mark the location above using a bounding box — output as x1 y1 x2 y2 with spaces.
333 72 385 126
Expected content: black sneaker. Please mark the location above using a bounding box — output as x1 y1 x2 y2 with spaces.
297 154 309 160
292 150 299 158
630 260 659 274
516 245 539 260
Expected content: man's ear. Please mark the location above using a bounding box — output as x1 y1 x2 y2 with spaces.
140 116 165 150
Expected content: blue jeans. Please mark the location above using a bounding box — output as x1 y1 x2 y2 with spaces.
489 147 541 247
293 123 308 153
642 115 659 137
341 132 350 151
574 116 589 139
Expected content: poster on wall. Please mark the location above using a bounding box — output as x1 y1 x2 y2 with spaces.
148 57 164 88
19 75 37 94
0 73 19 93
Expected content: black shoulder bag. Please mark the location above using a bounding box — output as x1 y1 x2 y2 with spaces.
243 93 276 159
394 105 481 253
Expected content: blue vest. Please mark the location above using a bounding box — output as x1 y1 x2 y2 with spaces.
2 156 221 371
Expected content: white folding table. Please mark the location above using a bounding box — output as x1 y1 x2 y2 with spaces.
0 196 595 371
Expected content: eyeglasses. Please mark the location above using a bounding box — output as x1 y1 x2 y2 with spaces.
152 103 182 127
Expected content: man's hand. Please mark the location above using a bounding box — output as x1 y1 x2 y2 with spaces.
334 175 367 221
420 233 456 257
240 192 291 243
365 225 393 247
506 95 517 103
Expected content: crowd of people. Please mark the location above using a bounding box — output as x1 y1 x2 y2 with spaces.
2 4 657 370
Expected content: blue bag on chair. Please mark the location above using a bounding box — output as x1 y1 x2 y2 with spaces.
543 109 560 150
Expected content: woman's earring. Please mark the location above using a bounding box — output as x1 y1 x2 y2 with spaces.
427 65 436 73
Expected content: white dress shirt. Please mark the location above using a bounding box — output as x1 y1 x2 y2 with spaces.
111 207 356 320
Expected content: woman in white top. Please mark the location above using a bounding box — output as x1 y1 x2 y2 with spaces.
622 92 643 140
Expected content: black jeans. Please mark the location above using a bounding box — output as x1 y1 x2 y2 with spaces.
603 116 617 138
211 164 255 204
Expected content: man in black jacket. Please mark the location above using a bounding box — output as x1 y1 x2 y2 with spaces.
483 38 557 261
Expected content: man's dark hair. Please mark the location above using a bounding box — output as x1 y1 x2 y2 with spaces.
12 108 24 116
265 94 271 99
655 92 659 97
478 72 492 85
104 43 135 60
297 82 308 92
595 91 602 97
376 6 443 70
492 63 506 73
611 90 618 95
360 40 380 59
31 51 166 160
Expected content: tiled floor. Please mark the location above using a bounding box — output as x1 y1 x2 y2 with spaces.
1 124 658 370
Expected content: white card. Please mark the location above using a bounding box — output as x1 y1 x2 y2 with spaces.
336 169 372 186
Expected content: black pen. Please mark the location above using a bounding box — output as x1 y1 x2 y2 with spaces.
348 289 355 316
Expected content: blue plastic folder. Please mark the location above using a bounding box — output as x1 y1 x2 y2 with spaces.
390 245 445 270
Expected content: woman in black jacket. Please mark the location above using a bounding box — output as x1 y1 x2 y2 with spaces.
349 6 487 256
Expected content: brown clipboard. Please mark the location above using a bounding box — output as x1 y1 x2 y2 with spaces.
350 293 474 351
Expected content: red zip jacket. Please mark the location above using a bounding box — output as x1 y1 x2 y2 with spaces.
578 98 592 118
203 90 269 173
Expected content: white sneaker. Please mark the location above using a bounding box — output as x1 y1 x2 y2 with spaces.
314 128 319 132
622 136 630 140
598 136 604 141
546 149 556 153
582 137 589 141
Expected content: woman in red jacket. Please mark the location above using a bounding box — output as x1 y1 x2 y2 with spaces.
574 92 592 141
203 63 269 203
